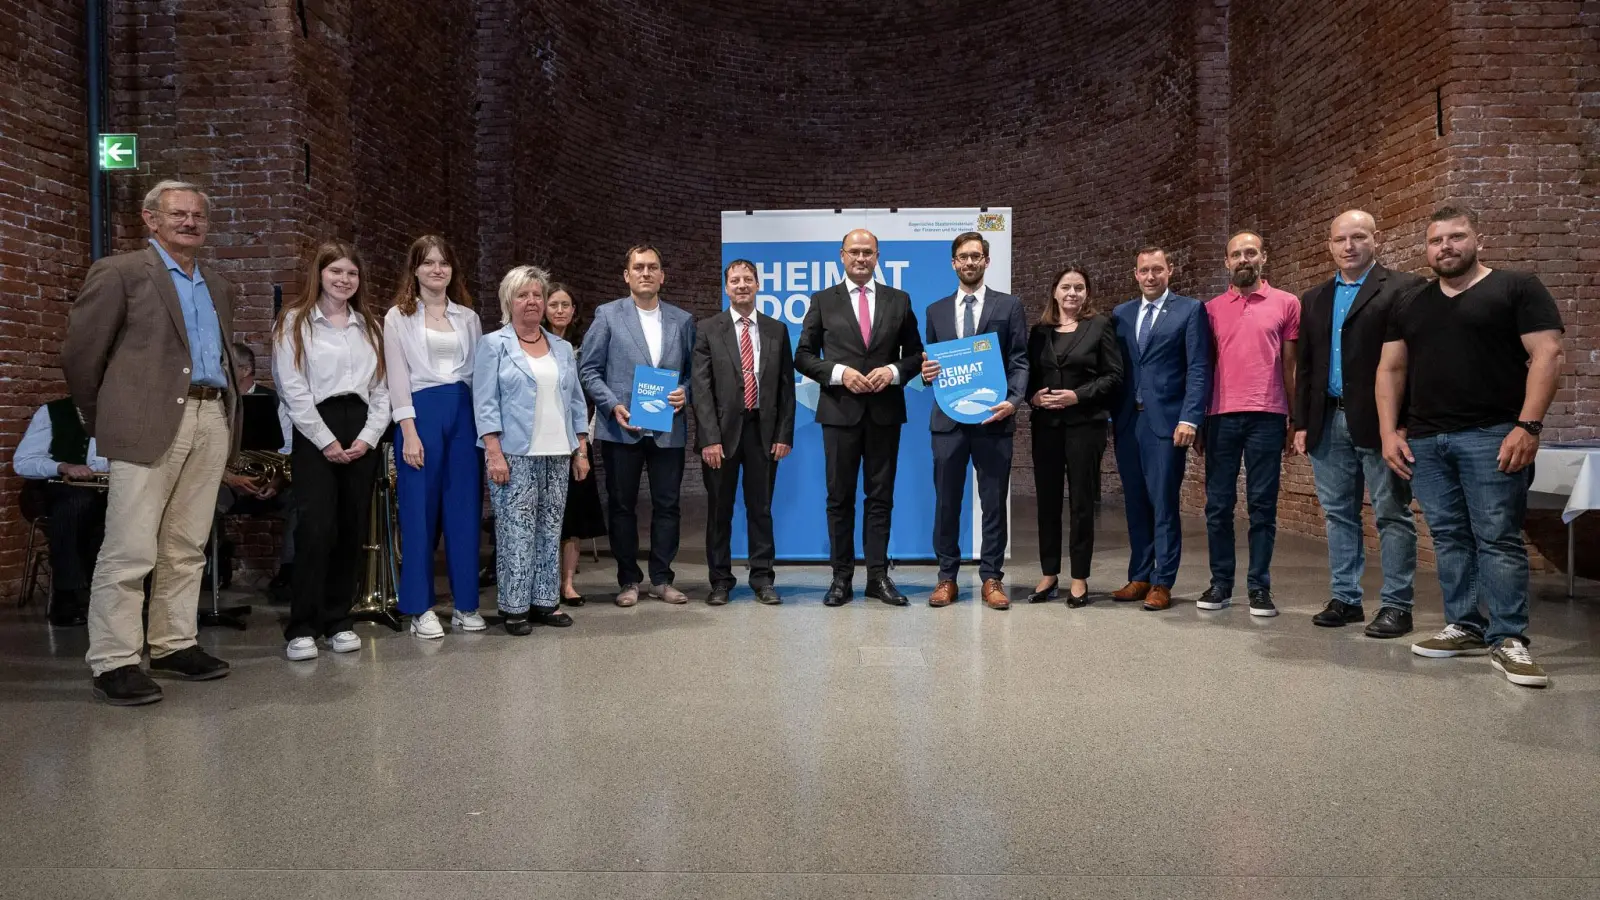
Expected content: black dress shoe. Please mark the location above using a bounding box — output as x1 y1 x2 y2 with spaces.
1312 599 1365 627
1027 579 1059 603
530 608 573 627
865 575 908 606
561 593 586 607
504 613 533 635
707 588 731 606
149 646 231 681
1065 588 1092 608
48 589 88 627
754 585 782 605
92 665 163 706
823 580 853 606
1364 606 1413 639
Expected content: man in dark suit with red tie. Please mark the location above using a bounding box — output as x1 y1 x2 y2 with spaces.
794 228 924 607
691 259 796 606
917 232 1029 610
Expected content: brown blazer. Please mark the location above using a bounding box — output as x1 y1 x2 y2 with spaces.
62 244 241 465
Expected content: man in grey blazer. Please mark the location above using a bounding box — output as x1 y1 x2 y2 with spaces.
63 180 240 705
578 245 696 606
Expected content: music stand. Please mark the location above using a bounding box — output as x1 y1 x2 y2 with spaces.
199 518 250 629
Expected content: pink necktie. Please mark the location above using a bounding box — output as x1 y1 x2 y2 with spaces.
856 285 871 345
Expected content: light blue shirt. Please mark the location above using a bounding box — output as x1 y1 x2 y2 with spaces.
149 239 227 388
1328 264 1373 398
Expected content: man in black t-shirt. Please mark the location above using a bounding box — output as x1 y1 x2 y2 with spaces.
1375 206 1564 688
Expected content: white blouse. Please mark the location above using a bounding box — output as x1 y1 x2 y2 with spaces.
524 349 572 456
383 301 482 422
272 305 391 450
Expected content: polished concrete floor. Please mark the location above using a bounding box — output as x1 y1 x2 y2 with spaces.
1 498 1597 899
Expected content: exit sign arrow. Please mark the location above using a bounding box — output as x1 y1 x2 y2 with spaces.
98 133 138 171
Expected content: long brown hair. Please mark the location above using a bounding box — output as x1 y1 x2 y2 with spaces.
273 240 385 380
1040 265 1096 325
392 234 474 316
541 281 586 342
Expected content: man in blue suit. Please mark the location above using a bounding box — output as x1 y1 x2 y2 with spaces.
918 232 1029 610
1110 246 1211 611
579 245 696 607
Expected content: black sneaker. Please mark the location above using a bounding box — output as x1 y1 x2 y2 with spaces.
92 665 163 706
1312 599 1364 627
1363 607 1413 639
149 646 231 681
1247 588 1278 618
1195 587 1231 611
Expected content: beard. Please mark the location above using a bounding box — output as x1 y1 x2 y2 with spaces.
1230 263 1259 288
1431 246 1477 278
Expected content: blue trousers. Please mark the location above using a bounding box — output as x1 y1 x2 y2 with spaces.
1407 424 1533 647
395 383 482 615
1113 412 1188 587
1203 412 1285 595
1306 408 1416 610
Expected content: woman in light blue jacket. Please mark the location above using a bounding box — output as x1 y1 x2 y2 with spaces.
473 265 591 635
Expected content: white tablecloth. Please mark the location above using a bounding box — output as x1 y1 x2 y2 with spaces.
1529 445 1600 524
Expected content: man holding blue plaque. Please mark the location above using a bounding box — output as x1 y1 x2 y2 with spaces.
795 229 924 607
918 232 1029 610
578 245 696 607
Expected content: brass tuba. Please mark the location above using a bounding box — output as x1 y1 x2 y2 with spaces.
351 442 402 630
229 449 292 484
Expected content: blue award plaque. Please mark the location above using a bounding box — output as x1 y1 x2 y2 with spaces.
926 334 1007 425
629 365 679 433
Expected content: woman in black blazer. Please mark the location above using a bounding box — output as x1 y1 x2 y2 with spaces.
1027 266 1123 606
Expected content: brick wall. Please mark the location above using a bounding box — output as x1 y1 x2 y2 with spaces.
1 0 1595 586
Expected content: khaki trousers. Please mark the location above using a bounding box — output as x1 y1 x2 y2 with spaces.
86 398 230 675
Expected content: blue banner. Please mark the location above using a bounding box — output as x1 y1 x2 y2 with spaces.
721 208 1014 563
628 365 678 434
927 334 1008 425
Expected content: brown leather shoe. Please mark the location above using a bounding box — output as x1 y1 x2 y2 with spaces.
1112 581 1151 603
1142 585 1172 611
928 580 958 607
982 579 1009 610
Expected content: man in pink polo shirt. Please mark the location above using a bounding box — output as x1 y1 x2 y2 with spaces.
1198 230 1300 618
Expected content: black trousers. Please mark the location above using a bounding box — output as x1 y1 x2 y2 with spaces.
821 420 900 580
703 413 778 590
286 396 380 640
931 427 1013 582
1032 421 1106 580
600 437 684 588
46 482 107 592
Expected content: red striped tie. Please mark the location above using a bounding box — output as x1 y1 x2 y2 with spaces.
739 315 758 409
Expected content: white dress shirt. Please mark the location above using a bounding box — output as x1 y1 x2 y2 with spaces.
955 283 987 338
383 301 481 421
11 405 109 479
274 305 391 450
636 303 664 367
829 280 901 386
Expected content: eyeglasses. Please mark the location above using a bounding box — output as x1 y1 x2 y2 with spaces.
955 253 987 263
843 249 877 259
160 210 209 224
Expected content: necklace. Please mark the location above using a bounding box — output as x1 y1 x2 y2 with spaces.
516 329 544 346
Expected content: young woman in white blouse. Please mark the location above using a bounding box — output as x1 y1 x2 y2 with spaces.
272 241 390 661
384 235 485 639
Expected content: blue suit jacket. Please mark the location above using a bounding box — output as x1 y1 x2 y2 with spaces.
579 297 696 447
922 288 1030 434
1110 293 1211 438
472 326 588 455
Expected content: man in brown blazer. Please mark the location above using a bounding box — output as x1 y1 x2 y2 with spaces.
63 180 240 705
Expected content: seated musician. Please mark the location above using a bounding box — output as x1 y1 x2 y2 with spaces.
11 396 109 626
208 342 294 593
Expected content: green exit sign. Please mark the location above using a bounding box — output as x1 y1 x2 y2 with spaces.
98 134 138 170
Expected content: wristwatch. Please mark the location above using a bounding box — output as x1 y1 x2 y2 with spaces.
1517 420 1544 436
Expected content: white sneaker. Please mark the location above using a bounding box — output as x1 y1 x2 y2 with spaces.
410 609 445 640
326 630 361 653
286 637 318 661
452 609 487 632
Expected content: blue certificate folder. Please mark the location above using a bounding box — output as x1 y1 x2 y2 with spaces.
629 365 679 433
926 333 1008 425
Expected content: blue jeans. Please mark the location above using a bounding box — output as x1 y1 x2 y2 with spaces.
1407 424 1532 647
1307 409 1416 610
1203 412 1285 595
